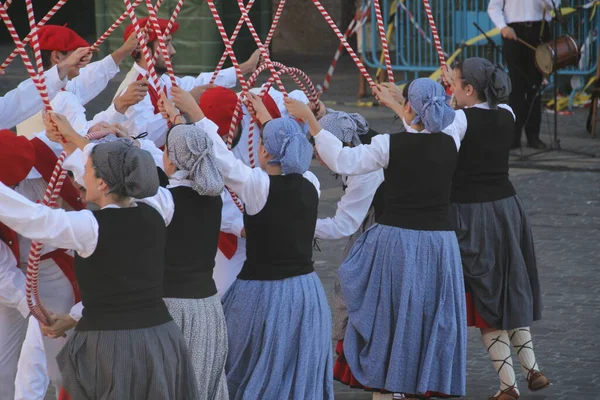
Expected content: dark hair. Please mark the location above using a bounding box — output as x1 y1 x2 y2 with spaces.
402 79 413 101
133 40 156 61
455 61 487 102
41 50 67 70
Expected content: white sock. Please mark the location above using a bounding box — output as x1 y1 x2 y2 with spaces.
481 330 519 394
509 327 539 378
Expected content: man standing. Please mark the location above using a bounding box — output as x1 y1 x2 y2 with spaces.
488 0 561 149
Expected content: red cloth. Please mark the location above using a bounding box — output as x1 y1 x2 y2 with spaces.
333 340 456 398
41 249 80 303
218 232 238 260
0 222 20 262
37 25 88 52
200 87 282 137
0 130 36 187
29 138 86 211
199 87 239 137
124 17 180 43
465 292 492 328
136 73 166 115
58 387 71 400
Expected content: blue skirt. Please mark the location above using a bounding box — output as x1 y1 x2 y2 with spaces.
339 224 467 396
222 272 334 400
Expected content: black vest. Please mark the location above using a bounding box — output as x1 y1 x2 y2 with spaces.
74 203 172 331
377 132 458 231
239 174 318 280
451 107 516 203
164 186 222 298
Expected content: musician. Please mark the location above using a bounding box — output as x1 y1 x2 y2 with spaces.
488 0 561 150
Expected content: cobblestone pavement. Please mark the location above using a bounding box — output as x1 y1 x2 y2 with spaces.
1 48 598 400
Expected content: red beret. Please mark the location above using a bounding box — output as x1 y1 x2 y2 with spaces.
200 87 283 137
0 130 35 186
37 25 89 52
124 17 180 43
199 86 239 137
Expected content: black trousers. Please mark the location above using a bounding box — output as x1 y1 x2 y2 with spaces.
503 21 551 146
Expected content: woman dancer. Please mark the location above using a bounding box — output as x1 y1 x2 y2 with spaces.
286 78 467 399
450 57 549 400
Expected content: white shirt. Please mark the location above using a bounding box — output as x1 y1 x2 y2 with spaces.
314 110 467 176
17 55 122 137
315 170 384 240
115 63 238 147
0 65 66 130
0 240 29 318
220 190 245 237
469 101 516 120
198 117 321 215
488 0 560 30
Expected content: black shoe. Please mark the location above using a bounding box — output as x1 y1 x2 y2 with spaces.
527 139 547 150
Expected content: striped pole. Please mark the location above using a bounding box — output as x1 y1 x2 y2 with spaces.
264 0 285 47
422 0 449 87
372 0 394 83
208 0 257 84
312 0 375 88
123 0 161 89
318 3 371 93
0 0 69 72
145 0 177 86
90 0 145 52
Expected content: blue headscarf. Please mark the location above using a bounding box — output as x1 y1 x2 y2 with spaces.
408 78 455 133
262 117 313 175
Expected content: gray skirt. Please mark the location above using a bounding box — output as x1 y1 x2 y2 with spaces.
452 195 543 330
56 321 199 400
164 295 229 400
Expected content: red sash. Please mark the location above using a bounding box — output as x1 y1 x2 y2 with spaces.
136 73 167 115
218 232 238 260
30 138 86 211
40 249 80 303
0 222 20 262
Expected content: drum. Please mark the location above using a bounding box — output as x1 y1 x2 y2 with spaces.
535 35 580 75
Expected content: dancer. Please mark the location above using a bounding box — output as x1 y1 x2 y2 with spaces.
286 78 467 399
0 116 199 400
451 57 549 400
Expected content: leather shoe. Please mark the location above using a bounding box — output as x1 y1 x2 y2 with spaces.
528 369 550 391
527 139 547 149
488 387 519 400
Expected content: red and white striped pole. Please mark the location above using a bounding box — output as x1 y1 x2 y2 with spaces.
372 0 394 83
312 0 375 88
264 0 285 47
208 0 257 84
145 0 177 86
422 0 449 88
123 0 161 90
318 3 370 93
0 0 69 72
90 0 145 52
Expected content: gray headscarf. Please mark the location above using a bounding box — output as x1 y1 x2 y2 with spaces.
166 124 224 197
319 110 369 146
91 139 159 198
461 57 512 108
408 78 456 132
262 117 313 175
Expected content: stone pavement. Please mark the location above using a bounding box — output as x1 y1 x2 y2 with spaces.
1 48 598 399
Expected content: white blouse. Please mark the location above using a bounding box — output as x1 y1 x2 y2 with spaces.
198 117 320 216
313 110 467 176
315 169 384 240
0 144 175 259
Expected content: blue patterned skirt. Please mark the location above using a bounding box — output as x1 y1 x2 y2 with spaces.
339 224 467 396
222 272 334 400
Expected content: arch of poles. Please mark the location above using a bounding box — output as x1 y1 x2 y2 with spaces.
0 0 448 323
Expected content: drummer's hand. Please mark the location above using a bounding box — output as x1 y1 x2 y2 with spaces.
501 27 517 41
